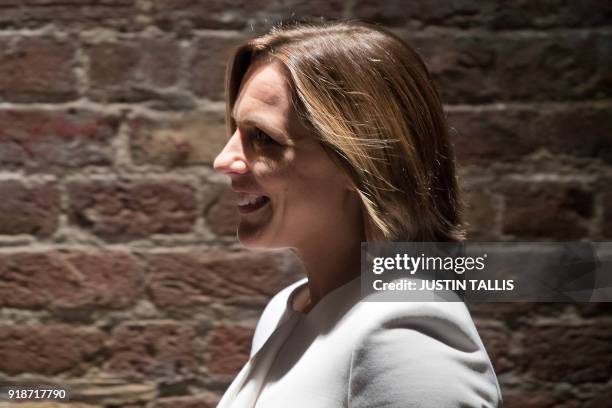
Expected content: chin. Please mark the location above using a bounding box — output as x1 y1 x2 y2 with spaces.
237 224 292 250
238 235 267 248
237 225 273 248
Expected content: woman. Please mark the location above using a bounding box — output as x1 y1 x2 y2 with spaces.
213 20 502 407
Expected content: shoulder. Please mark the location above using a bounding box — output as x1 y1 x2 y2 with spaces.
343 287 483 347
346 300 502 407
249 277 308 357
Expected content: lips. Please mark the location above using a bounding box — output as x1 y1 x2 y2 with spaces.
236 192 270 214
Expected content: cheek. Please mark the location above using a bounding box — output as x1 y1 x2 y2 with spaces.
250 148 296 187
252 145 347 214
286 150 349 212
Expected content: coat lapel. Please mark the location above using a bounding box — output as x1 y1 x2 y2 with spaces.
216 312 302 408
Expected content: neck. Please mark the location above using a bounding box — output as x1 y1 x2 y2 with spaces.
292 228 364 312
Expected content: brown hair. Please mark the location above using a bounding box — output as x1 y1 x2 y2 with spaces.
225 19 464 242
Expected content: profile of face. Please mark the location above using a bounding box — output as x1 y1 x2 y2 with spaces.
213 58 361 249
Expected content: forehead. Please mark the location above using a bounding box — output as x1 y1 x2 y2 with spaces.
232 59 293 120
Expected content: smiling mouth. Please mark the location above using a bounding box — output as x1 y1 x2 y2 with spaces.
237 193 271 214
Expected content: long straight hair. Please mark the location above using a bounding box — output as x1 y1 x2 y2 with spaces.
225 20 464 242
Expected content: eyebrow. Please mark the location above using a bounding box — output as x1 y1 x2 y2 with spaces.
231 89 281 124
230 104 262 127
231 102 276 129
231 109 266 129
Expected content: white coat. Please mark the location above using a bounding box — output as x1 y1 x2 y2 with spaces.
216 276 502 407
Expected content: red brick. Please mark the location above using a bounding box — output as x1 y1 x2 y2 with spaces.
602 182 612 238
462 189 499 240
502 389 578 408
575 302 612 318
469 302 561 320
582 388 612 408
534 104 612 165
449 103 612 166
0 37 77 102
67 180 198 240
0 180 60 237
105 321 198 381
129 111 226 166
205 325 253 376
87 38 180 103
189 34 247 100
0 108 119 172
11 403 100 408
470 302 534 318
0 0 139 30
351 0 612 29
201 181 231 213
352 0 483 27
0 251 143 310
409 31 612 103
205 186 240 237
0 324 105 375
281 0 345 19
474 324 515 374
502 183 593 240
152 0 280 30
523 324 612 383
157 393 220 408
145 250 303 309
448 108 537 166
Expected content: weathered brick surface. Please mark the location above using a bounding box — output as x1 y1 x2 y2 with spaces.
152 0 280 30
575 302 612 318
0 108 119 171
352 0 612 29
410 31 612 104
582 389 612 408
205 186 240 237
87 38 180 102
0 251 143 310
501 389 575 408
0 0 139 30
502 183 593 240
532 104 612 165
524 324 612 383
130 111 226 166
189 34 247 100
156 393 220 408
281 0 345 19
0 37 77 102
603 181 612 238
105 321 198 381
463 189 498 239
0 324 105 375
0 180 60 236
470 302 560 321
205 325 253 376
474 324 515 374
449 103 612 166
65 379 157 406
0 1 609 404
67 180 198 240
0 403 99 408
146 250 303 309
449 108 537 166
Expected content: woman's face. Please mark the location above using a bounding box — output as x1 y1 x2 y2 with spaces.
213 58 361 249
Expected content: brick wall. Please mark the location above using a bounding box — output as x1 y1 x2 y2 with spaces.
0 1 610 407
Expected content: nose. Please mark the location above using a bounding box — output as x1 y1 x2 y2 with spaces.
213 130 248 174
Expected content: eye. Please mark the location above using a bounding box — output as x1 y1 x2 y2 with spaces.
251 128 277 145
